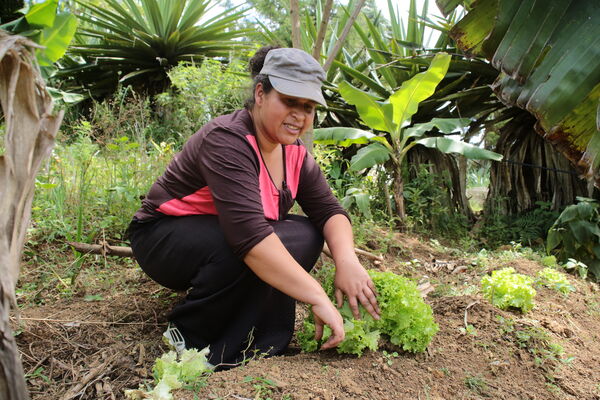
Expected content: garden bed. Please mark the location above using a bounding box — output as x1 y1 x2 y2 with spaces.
13 234 600 399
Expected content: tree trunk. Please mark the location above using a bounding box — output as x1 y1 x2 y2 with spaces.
457 155 475 222
485 113 597 216
289 0 301 49
0 32 62 400
392 163 406 221
311 0 334 60
323 0 367 71
0 295 28 400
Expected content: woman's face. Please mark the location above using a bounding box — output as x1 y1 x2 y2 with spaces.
253 83 317 147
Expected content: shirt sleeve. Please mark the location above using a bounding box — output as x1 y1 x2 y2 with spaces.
296 152 350 231
198 129 274 258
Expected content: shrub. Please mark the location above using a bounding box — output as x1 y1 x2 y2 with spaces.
547 197 600 280
155 59 247 140
404 164 469 238
479 200 559 248
31 131 174 244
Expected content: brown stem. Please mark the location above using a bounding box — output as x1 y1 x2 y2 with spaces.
393 164 406 221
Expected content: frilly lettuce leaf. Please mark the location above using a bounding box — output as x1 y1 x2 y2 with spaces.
298 268 438 355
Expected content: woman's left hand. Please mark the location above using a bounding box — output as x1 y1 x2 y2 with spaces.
334 260 380 320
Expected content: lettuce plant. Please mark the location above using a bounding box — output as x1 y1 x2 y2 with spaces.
298 269 438 356
481 267 536 312
125 347 212 400
536 267 575 294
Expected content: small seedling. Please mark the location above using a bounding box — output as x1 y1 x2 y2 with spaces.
459 324 478 336
243 376 277 400
382 350 399 366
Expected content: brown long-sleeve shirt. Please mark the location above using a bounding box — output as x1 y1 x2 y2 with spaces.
134 109 349 258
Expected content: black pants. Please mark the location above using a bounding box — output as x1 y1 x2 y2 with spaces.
128 214 323 367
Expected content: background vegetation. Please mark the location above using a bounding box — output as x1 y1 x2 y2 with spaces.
1 0 597 275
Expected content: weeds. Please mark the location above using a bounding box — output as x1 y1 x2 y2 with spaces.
496 316 573 374
243 376 278 400
31 131 174 246
464 374 487 394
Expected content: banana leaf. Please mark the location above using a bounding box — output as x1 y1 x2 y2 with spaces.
440 0 600 185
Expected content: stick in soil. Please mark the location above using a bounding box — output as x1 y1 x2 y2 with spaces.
464 301 479 330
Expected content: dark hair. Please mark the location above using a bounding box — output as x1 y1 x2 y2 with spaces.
244 45 281 110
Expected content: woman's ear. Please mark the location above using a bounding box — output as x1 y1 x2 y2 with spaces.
254 82 265 106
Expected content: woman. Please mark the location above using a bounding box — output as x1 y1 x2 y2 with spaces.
128 46 379 368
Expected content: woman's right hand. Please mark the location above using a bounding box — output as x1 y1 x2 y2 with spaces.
312 298 345 350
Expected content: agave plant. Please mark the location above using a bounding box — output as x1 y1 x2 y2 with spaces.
438 0 600 186
58 0 252 97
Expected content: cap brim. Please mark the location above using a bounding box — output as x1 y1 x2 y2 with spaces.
268 76 327 106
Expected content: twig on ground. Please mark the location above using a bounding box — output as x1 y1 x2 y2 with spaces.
25 355 49 376
70 241 386 262
69 241 134 257
10 316 164 326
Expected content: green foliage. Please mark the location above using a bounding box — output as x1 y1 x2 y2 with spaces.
298 266 438 356
59 0 250 97
125 348 212 400
31 127 174 245
547 197 600 280
465 374 488 395
562 258 589 280
495 315 571 371
479 200 559 248
535 268 575 295
481 267 536 312
466 162 489 188
1 0 77 66
313 145 377 219
403 164 468 238
315 52 501 220
448 0 600 178
540 255 557 268
155 59 247 140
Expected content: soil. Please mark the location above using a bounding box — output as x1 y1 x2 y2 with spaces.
11 234 600 400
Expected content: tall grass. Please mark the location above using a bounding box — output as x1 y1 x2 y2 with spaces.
31 132 175 245
30 57 248 246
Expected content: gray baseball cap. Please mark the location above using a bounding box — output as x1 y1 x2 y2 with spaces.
259 48 327 106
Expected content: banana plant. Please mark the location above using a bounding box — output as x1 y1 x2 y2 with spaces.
0 0 78 67
315 52 502 219
438 0 600 186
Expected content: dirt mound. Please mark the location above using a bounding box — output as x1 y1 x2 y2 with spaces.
12 239 600 399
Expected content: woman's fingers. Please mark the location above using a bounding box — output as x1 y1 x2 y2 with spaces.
312 301 344 350
320 328 344 350
314 319 324 341
360 288 380 319
348 296 360 319
335 288 343 308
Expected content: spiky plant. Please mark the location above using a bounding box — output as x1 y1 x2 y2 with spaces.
58 0 252 97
